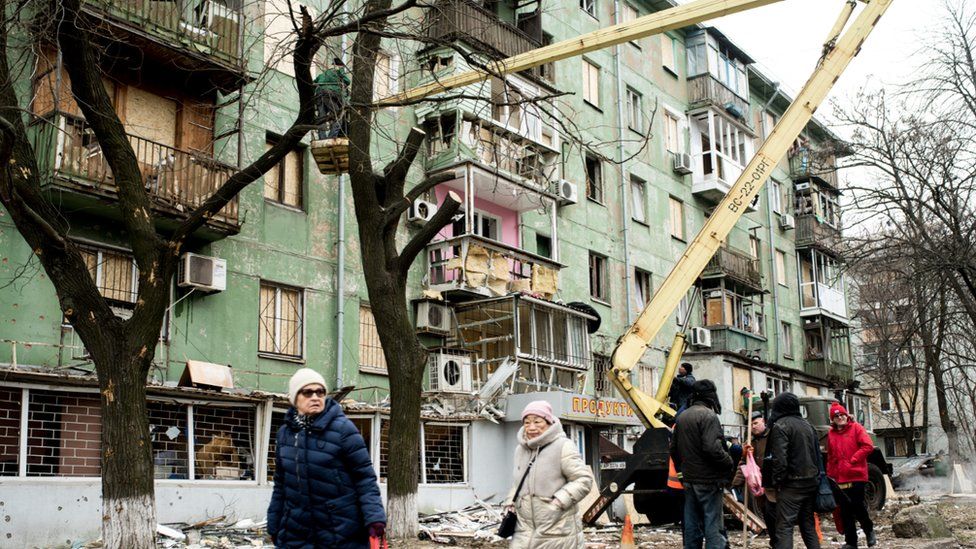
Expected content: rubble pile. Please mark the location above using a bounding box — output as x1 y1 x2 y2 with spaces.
417 501 506 545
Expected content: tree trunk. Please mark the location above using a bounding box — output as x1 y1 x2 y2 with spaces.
92 341 157 548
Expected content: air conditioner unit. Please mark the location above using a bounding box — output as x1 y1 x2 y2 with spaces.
554 179 578 205
429 352 472 393
178 253 227 292
912 430 924 441
795 182 811 192
690 327 712 348
415 300 452 334
408 199 437 225
779 214 796 230
672 153 693 175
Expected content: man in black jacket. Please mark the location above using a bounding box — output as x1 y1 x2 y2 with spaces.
671 379 733 549
669 362 697 414
765 392 820 549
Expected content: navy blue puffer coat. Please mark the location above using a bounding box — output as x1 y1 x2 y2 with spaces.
267 399 386 548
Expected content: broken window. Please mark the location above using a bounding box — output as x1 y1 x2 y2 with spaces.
192 405 255 480
582 60 600 105
589 252 608 302
423 112 457 156
26 389 102 477
349 417 373 455
266 409 288 482
423 424 465 484
634 268 652 311
702 286 764 336
0 388 20 476
259 282 304 358
149 400 189 480
669 197 685 240
593 354 613 398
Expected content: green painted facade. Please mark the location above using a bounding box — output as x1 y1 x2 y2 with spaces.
0 0 853 402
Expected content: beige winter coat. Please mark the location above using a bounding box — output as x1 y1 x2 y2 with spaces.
505 419 594 549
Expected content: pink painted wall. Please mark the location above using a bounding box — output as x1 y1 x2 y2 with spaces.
434 186 520 248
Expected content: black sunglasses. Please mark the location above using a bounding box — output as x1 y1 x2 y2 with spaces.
299 388 327 398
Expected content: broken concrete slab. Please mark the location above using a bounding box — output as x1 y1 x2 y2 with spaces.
892 504 952 539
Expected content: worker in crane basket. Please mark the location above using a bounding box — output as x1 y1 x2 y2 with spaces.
314 57 350 140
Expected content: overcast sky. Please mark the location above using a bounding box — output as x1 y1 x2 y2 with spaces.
702 0 946 117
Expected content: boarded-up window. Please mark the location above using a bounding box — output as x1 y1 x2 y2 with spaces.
359 305 388 374
125 87 178 147
259 282 304 358
669 197 684 240
79 246 138 306
180 100 215 155
373 51 399 102
665 111 683 154
582 60 600 106
264 139 304 209
775 249 788 286
732 367 751 410
661 35 678 73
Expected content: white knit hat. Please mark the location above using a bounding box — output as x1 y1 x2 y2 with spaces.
288 368 328 405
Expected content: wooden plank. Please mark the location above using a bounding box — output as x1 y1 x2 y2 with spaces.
724 492 765 533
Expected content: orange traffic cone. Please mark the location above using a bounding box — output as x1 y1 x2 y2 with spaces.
621 513 636 549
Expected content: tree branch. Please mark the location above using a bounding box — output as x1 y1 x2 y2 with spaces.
383 171 455 228
383 126 426 200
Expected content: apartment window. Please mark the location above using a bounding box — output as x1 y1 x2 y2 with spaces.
580 0 596 18
532 234 553 259
258 282 304 358
593 354 613 398
675 293 691 326
703 288 764 336
79 245 138 307
589 252 609 302
749 236 760 261
775 250 788 286
880 389 893 412
373 51 399 102
781 321 794 358
761 110 777 139
766 376 791 396
664 111 683 154
582 60 600 106
452 210 501 241
264 138 304 209
379 420 468 484
585 154 603 203
630 175 647 223
770 179 783 213
634 268 652 311
359 304 388 374
621 4 639 46
661 35 678 74
669 196 684 240
626 88 642 130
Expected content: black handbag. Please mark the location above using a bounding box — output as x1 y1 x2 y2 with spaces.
813 435 837 513
497 443 550 538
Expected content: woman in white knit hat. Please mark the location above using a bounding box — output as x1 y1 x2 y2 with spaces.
504 400 594 548
267 368 386 548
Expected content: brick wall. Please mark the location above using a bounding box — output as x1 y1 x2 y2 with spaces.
26 390 101 477
0 388 21 476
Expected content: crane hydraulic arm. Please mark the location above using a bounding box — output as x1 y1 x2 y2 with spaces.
610 0 891 428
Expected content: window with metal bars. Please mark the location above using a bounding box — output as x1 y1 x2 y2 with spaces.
192 405 255 480
378 419 467 484
593 353 614 398
259 282 304 358
25 389 102 477
359 304 388 374
149 400 189 480
78 245 138 307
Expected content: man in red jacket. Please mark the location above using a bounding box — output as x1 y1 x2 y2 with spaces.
826 403 877 549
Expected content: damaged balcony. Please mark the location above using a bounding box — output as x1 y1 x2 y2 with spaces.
699 284 766 358
794 214 842 256
426 234 562 299
701 246 763 292
685 28 753 122
789 147 840 190
80 0 245 87
687 75 750 122
689 110 756 208
449 295 594 394
799 249 848 321
425 0 551 83
802 316 852 382
31 112 240 239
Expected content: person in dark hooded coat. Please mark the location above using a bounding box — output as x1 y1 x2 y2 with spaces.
267 368 386 548
670 379 733 549
764 392 820 549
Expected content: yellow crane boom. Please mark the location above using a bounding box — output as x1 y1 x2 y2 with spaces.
391 0 892 428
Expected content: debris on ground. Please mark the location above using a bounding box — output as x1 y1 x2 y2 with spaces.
892 503 952 539
417 499 506 545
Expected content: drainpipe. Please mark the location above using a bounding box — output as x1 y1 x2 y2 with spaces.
760 83 782 362
335 37 349 390
613 0 634 323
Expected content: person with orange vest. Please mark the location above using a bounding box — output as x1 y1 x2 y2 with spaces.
826 403 877 549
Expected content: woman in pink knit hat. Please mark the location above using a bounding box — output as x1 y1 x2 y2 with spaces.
503 400 594 548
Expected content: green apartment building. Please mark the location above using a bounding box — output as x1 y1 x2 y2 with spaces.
0 0 871 544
